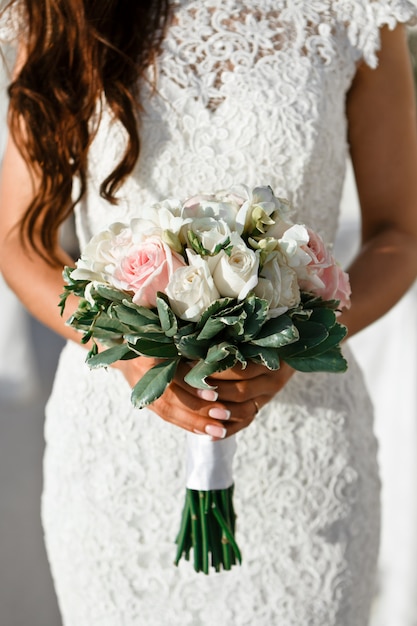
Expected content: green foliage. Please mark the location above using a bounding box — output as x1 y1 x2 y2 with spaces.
156 293 178 337
131 359 180 409
61 264 348 408
86 343 137 368
250 315 299 348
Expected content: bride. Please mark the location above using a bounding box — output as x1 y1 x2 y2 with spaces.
1 1 417 624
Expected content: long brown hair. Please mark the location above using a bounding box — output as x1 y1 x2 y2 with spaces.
3 0 171 262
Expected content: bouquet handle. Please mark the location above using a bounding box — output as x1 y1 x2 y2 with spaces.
174 432 241 573
186 432 237 490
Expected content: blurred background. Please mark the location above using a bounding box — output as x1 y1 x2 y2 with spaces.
1 25 417 626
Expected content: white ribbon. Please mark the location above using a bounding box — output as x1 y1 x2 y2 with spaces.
185 432 237 490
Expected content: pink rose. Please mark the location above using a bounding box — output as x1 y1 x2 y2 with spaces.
316 263 352 310
298 229 351 310
112 236 186 308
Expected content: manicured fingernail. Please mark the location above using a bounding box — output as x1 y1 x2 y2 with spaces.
197 389 218 401
205 424 227 439
193 429 213 439
208 408 231 420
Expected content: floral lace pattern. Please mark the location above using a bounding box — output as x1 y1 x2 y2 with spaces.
15 0 414 624
44 343 380 626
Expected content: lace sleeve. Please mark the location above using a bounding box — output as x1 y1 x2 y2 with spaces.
339 0 417 68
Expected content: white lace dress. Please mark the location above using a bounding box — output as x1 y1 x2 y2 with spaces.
7 1 417 624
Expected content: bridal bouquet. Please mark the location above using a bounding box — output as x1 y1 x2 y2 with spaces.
60 185 351 574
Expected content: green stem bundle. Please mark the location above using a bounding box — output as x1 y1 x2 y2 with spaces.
174 486 241 574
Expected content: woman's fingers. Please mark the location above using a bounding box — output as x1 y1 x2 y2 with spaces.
149 381 231 439
208 361 266 380
174 360 294 403
209 363 295 404
119 355 295 438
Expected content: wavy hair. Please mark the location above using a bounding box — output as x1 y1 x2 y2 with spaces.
3 0 171 262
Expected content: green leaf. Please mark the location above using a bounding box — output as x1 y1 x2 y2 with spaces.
277 320 329 357
86 341 98 360
301 292 340 311
284 347 348 373
196 318 224 341
94 316 128 335
288 307 312 322
292 323 347 359
239 344 280 370
62 265 75 284
308 307 337 328
175 322 198 338
212 236 231 255
197 314 241 341
114 303 161 330
129 338 178 358
241 297 269 340
156 294 178 337
197 300 249 341
251 315 299 348
128 329 174 344
86 343 136 369
93 284 128 303
70 311 126 337
184 354 238 389
131 359 180 408
80 328 123 344
205 342 240 364
62 266 90 290
60 267 90 314
175 332 211 360
222 315 247 338
121 299 160 321
188 230 211 256
197 298 236 329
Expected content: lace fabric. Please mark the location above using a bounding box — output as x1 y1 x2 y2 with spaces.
43 342 380 626
2 0 415 624
76 0 417 249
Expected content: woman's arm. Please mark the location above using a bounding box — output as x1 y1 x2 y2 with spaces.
0 134 80 339
205 24 417 419
0 130 237 438
341 24 417 335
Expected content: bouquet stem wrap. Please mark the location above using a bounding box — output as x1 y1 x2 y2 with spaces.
175 433 241 573
186 432 236 490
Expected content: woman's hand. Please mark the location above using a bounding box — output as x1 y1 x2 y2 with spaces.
117 356 295 439
203 361 295 437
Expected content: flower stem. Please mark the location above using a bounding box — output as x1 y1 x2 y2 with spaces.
174 490 191 566
199 491 209 575
212 491 242 566
174 486 241 573
189 490 202 572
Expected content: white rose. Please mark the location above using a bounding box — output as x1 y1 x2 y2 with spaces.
254 255 282 313
181 216 232 252
254 252 301 316
277 224 312 268
166 252 220 322
70 222 132 282
279 263 301 308
181 192 243 230
212 234 259 300
131 198 188 236
231 185 290 235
